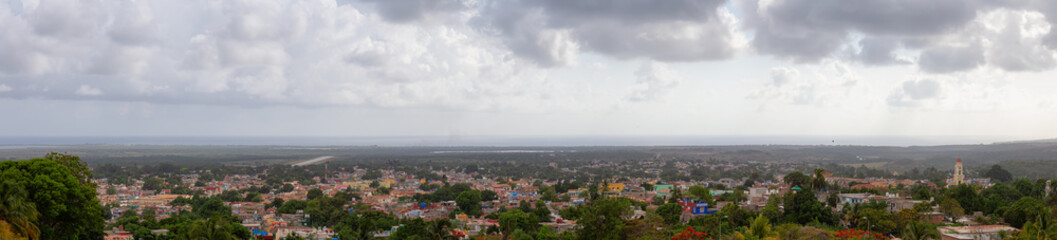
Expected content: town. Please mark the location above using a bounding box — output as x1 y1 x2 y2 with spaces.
26 149 1036 240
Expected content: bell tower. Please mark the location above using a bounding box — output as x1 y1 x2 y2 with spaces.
953 158 964 185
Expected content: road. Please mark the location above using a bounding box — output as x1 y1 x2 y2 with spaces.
291 156 334 167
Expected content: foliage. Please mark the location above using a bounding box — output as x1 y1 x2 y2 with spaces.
455 190 483 216
174 215 251 240
899 221 938 240
574 197 633 240
306 196 347 227
672 227 709 240
0 157 105 240
306 188 324 200
499 209 538 239
0 180 39 240
835 229 886 239
937 198 964 219
278 199 308 214
783 187 833 225
1002 196 1045 228
983 165 1013 183
334 210 397 240
745 214 776 239
783 172 811 188
534 201 552 223
657 203 683 225
688 185 714 204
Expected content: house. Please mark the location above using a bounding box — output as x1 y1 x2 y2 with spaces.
937 225 1017 240
104 227 134 240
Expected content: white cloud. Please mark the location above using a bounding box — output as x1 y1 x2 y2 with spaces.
75 85 103 96
625 61 681 102
0 84 11 92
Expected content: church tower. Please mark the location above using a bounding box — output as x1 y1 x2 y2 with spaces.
953 158 965 185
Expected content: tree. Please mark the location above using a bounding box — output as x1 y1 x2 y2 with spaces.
946 184 983 213
335 211 397 240
783 187 833 225
142 177 165 191
1003 197 1045 228
688 185 714 205
218 190 243 202
575 197 632 240
669 187 683 204
0 180 39 240
640 183 654 191
983 165 1013 183
783 172 811 188
278 200 308 214
306 188 324 200
267 197 285 209
481 190 499 202
499 209 536 240
44 152 93 185
178 215 251 240
456 190 483 216
244 192 264 202
534 201 552 223
0 157 105 240
901 221 939 240
541 187 559 202
761 196 783 224
306 196 346 227
812 169 828 190
938 198 965 219
657 203 683 225
745 214 776 239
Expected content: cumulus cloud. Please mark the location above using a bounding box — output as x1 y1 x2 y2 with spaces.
357 0 473 23
625 62 681 102
743 0 987 63
0 84 11 92
918 44 986 73
770 67 798 86
75 85 104 96
0 0 575 111
475 0 740 66
748 62 860 106
887 79 943 107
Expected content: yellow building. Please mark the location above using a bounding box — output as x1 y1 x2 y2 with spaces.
606 183 625 192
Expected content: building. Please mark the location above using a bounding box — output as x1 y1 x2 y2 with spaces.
951 158 965 185
937 225 1017 240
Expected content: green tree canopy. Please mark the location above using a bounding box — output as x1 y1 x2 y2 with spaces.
0 157 105 240
455 190 483 216
983 165 1013 183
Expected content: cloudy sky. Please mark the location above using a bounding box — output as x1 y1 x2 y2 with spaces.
2 0 1057 144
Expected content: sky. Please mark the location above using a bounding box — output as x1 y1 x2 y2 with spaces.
1 0 1057 144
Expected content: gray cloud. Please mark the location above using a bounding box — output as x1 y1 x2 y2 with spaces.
770 67 798 86
887 79 942 107
359 0 473 23
625 62 681 102
475 0 737 66
743 0 991 63
854 38 911 66
918 44 985 73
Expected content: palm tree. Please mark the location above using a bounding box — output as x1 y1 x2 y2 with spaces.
426 219 455 240
1017 211 1057 240
745 214 776 239
901 221 939 240
0 180 39 240
184 215 236 240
